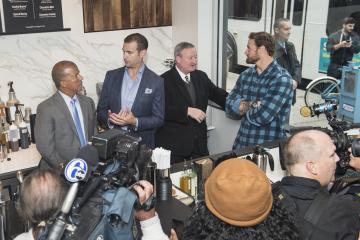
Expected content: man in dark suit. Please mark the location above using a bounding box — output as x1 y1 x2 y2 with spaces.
274 18 302 128
35 60 97 171
155 42 228 163
97 33 164 148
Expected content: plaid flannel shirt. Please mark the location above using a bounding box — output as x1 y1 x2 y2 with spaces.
226 60 293 149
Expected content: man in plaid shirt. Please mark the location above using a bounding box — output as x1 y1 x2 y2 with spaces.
226 32 293 149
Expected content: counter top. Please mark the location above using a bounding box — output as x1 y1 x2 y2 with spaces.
0 144 41 176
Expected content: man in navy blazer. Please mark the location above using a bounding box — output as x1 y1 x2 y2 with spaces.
97 33 164 148
155 42 228 163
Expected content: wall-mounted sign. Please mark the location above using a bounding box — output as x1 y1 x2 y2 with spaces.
0 0 64 34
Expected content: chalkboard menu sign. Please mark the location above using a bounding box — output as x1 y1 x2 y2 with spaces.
0 0 65 34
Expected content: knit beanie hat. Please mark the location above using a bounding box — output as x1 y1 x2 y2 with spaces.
205 158 273 227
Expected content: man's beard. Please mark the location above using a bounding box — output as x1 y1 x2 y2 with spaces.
246 56 260 64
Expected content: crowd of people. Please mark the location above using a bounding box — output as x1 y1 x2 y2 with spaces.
13 16 360 240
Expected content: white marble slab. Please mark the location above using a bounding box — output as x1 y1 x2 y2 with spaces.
0 0 173 114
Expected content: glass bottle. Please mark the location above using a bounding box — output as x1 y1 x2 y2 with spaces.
179 160 191 194
189 162 198 197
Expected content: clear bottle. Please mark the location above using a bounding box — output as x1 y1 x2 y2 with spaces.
179 160 191 194
189 162 198 197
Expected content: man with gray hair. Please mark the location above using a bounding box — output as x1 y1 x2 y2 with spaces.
273 130 360 239
273 18 301 129
155 42 227 163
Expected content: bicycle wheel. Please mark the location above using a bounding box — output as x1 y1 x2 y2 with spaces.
304 78 340 107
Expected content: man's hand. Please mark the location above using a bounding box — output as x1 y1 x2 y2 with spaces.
292 80 298 90
239 101 252 116
133 180 156 221
188 107 206 123
336 40 352 50
108 109 137 126
170 229 178 240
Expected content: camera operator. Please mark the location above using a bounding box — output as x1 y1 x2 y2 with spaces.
273 130 360 240
14 169 175 240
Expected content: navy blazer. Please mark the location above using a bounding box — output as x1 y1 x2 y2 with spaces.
97 66 165 148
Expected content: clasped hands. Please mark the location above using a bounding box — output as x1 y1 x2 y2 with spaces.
108 108 136 126
239 100 261 116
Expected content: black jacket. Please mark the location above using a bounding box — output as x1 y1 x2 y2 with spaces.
274 41 302 104
155 67 227 163
326 30 360 78
274 176 360 240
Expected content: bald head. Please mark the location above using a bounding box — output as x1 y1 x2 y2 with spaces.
283 130 339 185
284 130 328 168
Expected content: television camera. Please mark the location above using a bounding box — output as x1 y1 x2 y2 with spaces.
299 102 360 168
47 129 155 240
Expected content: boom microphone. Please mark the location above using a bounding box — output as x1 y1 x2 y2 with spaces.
47 158 89 240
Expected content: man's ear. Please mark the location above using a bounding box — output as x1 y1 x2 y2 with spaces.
274 28 279 34
305 160 317 175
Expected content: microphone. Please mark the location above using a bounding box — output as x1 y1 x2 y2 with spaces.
300 102 338 117
47 158 89 240
69 145 101 214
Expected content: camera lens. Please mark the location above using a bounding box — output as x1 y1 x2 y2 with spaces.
351 138 360 157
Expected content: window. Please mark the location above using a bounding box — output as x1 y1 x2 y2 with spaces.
293 0 304 26
228 0 263 21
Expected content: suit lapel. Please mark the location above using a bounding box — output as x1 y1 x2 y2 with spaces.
172 68 193 106
113 69 125 112
54 92 78 139
132 66 148 112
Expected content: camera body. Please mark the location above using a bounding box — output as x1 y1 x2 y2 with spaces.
91 129 152 188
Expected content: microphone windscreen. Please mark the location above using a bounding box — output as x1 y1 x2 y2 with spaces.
76 145 99 169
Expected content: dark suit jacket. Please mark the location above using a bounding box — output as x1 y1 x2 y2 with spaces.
155 67 228 162
97 66 164 148
35 91 97 170
275 41 302 104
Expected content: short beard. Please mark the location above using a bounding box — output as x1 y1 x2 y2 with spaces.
246 56 259 64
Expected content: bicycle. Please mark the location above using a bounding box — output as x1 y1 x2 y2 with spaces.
304 75 340 107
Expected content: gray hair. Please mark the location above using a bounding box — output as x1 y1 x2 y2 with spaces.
174 42 195 59
273 18 290 30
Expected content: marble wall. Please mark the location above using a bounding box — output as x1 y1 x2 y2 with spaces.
0 0 173 113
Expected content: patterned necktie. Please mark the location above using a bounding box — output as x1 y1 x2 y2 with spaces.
70 98 87 147
185 75 190 84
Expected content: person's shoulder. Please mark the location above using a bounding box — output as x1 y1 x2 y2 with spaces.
144 66 162 80
78 94 95 105
106 67 124 74
272 61 292 81
160 67 178 79
37 92 58 109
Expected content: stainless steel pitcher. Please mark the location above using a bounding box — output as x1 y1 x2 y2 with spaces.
251 145 274 172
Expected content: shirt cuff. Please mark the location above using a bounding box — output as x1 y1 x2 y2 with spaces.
231 98 241 115
107 118 114 129
140 213 168 240
246 110 261 126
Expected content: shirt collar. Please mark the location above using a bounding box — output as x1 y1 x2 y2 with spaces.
59 90 78 106
175 65 190 82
